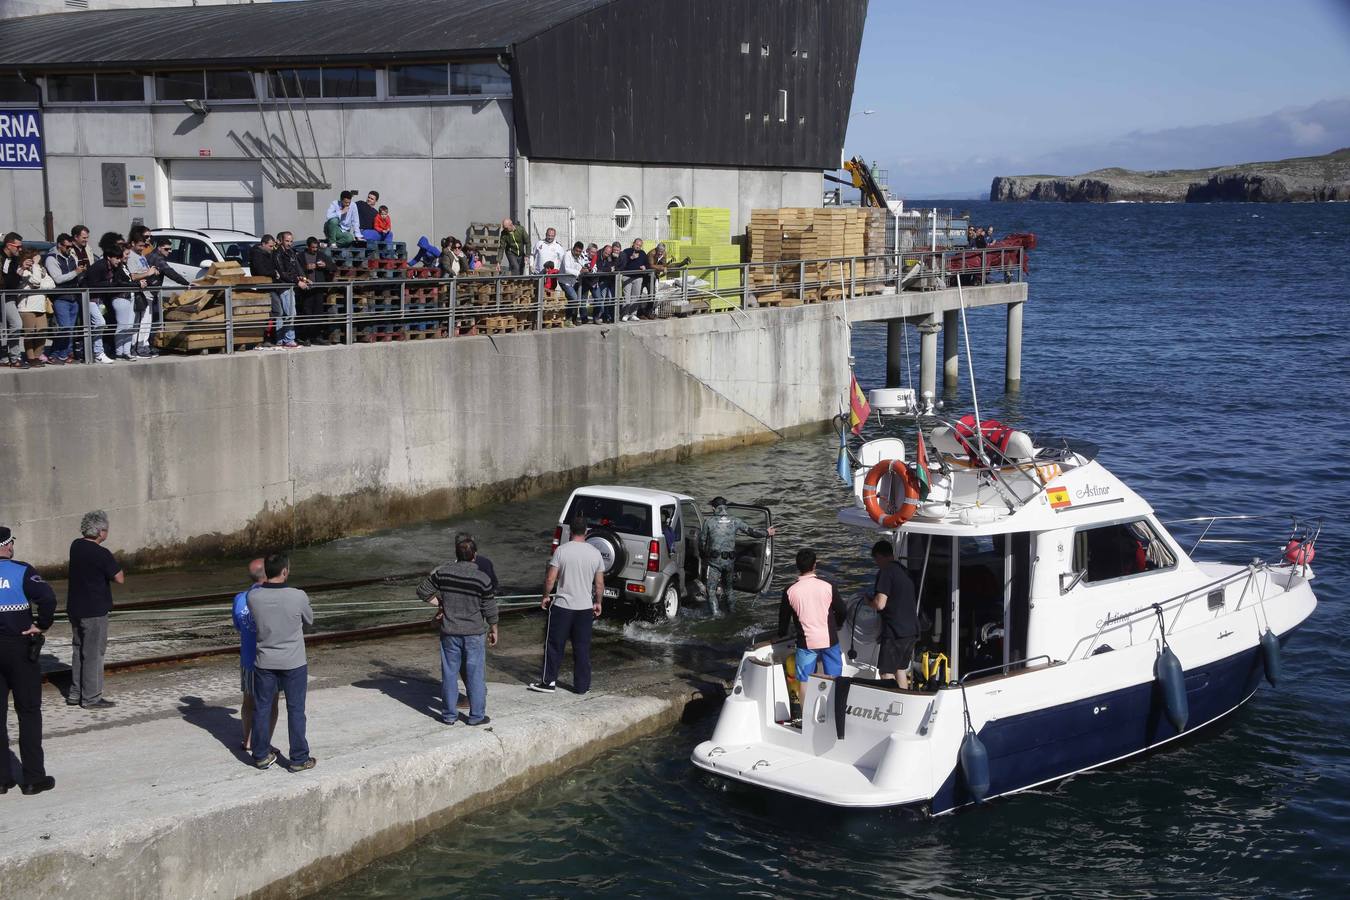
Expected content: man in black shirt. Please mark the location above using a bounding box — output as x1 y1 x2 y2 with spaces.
869 539 918 687
0 525 58 795
67 510 124 709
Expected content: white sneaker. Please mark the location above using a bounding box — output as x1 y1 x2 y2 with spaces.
95 354 114 365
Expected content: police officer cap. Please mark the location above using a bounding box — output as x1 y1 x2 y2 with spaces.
709 496 728 508
0 526 11 545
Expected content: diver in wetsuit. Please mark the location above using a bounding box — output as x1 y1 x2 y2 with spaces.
698 496 775 616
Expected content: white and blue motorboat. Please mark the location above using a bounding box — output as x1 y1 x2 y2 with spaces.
691 419 1320 814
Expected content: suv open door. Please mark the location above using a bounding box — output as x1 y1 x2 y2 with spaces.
726 504 774 594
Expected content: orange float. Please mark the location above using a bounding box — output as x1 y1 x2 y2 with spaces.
861 459 921 528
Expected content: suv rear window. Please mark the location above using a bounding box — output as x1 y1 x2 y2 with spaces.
566 495 653 536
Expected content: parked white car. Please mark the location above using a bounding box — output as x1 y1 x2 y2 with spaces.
552 485 774 620
155 228 260 283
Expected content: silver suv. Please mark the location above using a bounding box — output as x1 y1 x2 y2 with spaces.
553 486 774 620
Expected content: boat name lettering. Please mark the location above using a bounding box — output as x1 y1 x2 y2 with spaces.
846 700 902 723
1098 605 1149 628
1075 484 1110 499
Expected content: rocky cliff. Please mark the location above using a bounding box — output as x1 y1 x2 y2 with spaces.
990 148 1350 202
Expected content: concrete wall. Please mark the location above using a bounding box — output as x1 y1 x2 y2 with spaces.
2 98 821 245
0 99 515 242
528 159 823 242
4 300 863 570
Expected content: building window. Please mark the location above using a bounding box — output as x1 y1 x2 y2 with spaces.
450 61 510 95
324 67 376 98
205 70 255 101
777 89 788 123
613 196 634 232
667 197 683 210
155 71 204 101
389 64 448 97
740 42 750 54
0 73 32 101
47 73 96 103
268 68 322 100
97 72 145 102
761 43 770 57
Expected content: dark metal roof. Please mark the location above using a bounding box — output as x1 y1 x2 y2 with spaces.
0 0 616 70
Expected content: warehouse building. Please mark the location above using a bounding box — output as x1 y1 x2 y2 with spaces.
0 0 867 247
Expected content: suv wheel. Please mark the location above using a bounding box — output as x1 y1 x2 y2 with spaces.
586 527 627 576
659 584 680 620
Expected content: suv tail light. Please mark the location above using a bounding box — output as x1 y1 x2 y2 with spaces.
550 526 562 554
647 539 660 572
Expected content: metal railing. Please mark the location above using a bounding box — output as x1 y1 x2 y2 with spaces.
0 247 1023 361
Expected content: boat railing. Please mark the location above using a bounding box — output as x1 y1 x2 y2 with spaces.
1162 513 1321 561
1071 563 1274 660
957 655 1055 686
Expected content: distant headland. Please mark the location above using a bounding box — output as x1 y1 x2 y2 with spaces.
990 148 1350 202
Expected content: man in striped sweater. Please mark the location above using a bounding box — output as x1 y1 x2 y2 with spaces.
418 535 499 726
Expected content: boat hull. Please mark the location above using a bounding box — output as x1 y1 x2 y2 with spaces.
931 637 1272 813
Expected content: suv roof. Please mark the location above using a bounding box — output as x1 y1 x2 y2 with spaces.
155 228 259 241
566 485 694 505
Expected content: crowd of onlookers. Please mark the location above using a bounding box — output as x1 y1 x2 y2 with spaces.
0 189 707 367
1 225 192 368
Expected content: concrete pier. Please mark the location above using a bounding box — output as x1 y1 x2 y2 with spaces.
943 309 961 391
0 620 730 898
885 318 905 388
918 312 941 402
1006 300 1024 391
4 281 1027 571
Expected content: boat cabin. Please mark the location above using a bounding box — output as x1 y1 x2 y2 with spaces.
838 428 1201 686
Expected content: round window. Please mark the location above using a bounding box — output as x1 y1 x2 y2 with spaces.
667 196 684 210
613 196 633 231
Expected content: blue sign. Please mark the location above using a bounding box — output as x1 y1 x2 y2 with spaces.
0 109 43 170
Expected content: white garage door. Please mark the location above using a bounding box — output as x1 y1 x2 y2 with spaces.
170 159 263 235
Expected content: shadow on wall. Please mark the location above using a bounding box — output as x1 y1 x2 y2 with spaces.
228 129 331 190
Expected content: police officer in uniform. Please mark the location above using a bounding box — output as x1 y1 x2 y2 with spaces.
698 497 775 616
0 526 57 796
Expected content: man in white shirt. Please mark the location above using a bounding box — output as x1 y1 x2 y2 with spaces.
324 191 361 246
531 227 565 276
559 241 590 325
530 512 605 695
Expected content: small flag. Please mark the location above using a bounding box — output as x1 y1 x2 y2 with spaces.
913 428 932 499
1047 486 1071 509
848 374 871 435
837 440 852 487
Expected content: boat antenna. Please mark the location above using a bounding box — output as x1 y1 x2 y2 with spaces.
954 273 987 463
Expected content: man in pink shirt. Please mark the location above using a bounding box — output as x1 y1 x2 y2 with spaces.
777 549 847 686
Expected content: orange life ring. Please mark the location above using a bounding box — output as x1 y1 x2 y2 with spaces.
862 459 921 528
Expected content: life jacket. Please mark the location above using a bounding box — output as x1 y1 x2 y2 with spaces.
953 414 1014 459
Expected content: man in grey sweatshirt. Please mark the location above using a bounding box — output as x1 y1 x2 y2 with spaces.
418 534 498 726
246 554 315 771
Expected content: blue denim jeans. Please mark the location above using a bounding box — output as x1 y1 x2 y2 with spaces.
272 288 296 344
51 297 79 359
252 664 308 764
440 632 487 724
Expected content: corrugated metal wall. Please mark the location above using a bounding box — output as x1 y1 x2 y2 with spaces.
513 0 867 170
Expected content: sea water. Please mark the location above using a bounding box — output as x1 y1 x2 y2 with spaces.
324 199 1350 898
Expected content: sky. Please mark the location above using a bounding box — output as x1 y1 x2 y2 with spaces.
846 0 1350 197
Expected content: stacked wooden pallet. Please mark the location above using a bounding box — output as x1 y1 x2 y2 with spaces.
466 223 503 270
154 261 270 353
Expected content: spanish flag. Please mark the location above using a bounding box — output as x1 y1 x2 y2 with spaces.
848 374 871 435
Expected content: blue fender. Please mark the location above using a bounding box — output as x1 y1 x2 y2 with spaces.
1155 646 1189 732
1260 628 1282 687
959 731 991 803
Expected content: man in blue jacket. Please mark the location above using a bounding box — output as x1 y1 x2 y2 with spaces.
0 525 58 795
